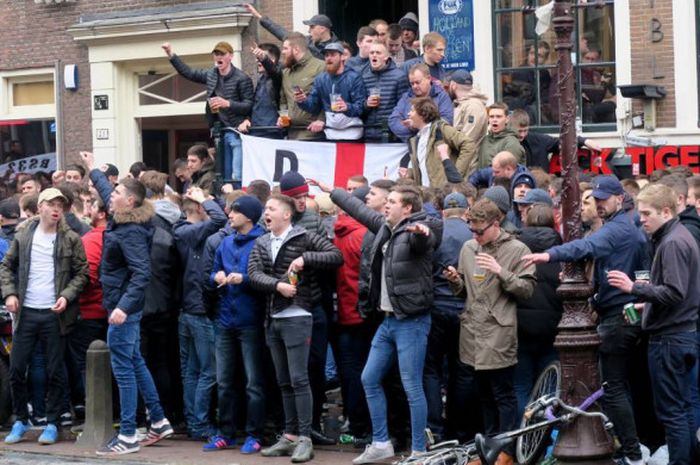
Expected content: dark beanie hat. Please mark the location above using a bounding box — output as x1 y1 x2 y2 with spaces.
232 195 263 224
483 185 511 214
279 171 309 197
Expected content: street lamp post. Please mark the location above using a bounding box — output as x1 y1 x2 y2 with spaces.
551 1 616 463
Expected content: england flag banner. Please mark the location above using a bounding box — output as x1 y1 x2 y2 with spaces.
241 134 409 188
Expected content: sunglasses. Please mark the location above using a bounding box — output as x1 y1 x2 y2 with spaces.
469 222 494 236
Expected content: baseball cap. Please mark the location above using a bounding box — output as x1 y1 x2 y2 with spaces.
450 70 473 86
0 198 20 219
443 192 468 210
303 14 332 29
322 42 345 54
212 41 234 54
38 188 67 205
591 175 624 200
513 188 553 206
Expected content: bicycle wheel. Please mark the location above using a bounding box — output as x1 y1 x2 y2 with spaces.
515 360 561 465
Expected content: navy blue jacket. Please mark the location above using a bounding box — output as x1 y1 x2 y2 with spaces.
401 57 446 82
210 225 266 329
361 60 409 140
468 164 529 189
547 209 649 314
250 56 284 139
346 55 370 74
388 82 453 141
174 200 227 315
432 216 472 313
298 67 367 118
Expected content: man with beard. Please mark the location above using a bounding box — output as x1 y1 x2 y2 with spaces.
389 63 453 142
522 175 648 465
275 32 325 141
297 42 367 141
361 41 409 141
163 41 253 186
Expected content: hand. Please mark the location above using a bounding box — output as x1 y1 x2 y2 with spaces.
162 42 173 57
52 170 65 186
307 120 325 133
238 119 252 133
607 270 634 294
521 253 550 268
277 282 297 298
332 97 347 113
288 257 305 273
109 308 127 325
367 96 380 108
210 96 230 110
185 187 206 204
443 266 462 284
293 89 307 103
436 143 450 161
405 223 430 236
242 3 263 19
306 178 332 193
475 253 502 275
401 118 413 129
227 273 243 285
51 296 67 314
250 43 268 62
398 167 408 178
214 271 227 286
221 183 234 194
80 151 95 170
5 296 18 313
584 139 602 152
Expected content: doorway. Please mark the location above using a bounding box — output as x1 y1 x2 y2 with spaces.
141 115 209 175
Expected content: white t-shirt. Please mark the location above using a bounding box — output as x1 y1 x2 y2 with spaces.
24 228 57 309
415 123 432 186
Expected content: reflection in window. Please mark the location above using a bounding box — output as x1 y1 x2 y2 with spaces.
0 120 56 163
493 0 616 131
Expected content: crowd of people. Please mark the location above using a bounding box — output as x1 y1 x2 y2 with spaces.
0 6 697 465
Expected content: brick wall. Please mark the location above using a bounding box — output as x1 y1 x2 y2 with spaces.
628 0 675 128
0 0 291 164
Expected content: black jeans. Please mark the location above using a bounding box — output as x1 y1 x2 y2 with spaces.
452 361 482 443
308 306 327 431
140 313 177 422
423 310 462 440
66 317 108 405
266 315 313 437
474 365 518 444
11 307 67 425
598 312 642 460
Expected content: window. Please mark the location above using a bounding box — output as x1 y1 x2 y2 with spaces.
697 0 700 127
493 0 616 132
137 73 207 106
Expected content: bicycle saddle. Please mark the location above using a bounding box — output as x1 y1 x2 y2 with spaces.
475 433 513 465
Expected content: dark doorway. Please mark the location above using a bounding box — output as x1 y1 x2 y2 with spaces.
319 0 418 48
142 130 169 174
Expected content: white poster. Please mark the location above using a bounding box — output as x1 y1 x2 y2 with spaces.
0 153 57 177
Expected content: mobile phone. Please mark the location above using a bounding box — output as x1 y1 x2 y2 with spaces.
292 85 303 94
440 262 452 271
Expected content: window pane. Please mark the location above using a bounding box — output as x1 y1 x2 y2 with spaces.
138 74 207 106
13 82 55 106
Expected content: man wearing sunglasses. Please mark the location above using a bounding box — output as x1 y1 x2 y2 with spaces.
444 198 536 465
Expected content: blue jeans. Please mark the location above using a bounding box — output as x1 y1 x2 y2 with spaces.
107 315 165 436
362 313 431 452
223 131 242 182
215 323 266 439
178 313 216 438
648 332 698 465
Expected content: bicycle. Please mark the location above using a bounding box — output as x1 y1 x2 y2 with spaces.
395 375 613 465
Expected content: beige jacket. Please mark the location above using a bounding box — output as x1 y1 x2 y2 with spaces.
453 88 488 148
450 231 536 370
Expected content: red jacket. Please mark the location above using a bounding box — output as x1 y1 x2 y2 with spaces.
79 225 107 320
333 214 366 326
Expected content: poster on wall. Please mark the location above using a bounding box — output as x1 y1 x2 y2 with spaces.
0 153 57 177
428 0 475 71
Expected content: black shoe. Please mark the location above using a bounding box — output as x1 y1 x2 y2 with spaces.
310 429 336 446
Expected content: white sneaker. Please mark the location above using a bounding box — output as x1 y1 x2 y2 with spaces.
353 443 395 464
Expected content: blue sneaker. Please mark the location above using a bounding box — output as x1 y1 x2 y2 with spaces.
4 421 30 444
202 435 236 451
240 436 262 454
38 424 58 445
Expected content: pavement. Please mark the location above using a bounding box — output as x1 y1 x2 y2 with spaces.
0 433 369 465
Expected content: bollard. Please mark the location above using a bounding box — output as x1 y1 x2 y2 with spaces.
76 339 115 448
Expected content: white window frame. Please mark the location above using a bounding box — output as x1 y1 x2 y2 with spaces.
0 68 56 120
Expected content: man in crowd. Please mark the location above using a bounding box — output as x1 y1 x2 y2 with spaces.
0 197 20 242
174 186 227 441
296 42 367 141
320 182 441 463
362 40 409 141
207 195 267 453
449 70 488 148
186 145 216 194
398 13 420 53
239 43 284 139
386 24 417 66
468 151 529 189
346 26 378 73
248 194 343 463
609 184 699 465
20 178 42 195
476 103 525 169
1 188 88 445
445 198 536 465
522 175 648 465
64 165 86 185
402 32 447 82
164 41 253 186
389 63 453 142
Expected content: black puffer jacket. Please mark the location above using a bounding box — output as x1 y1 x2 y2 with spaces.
330 189 442 319
248 225 343 317
144 210 181 318
517 226 563 349
169 55 253 128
